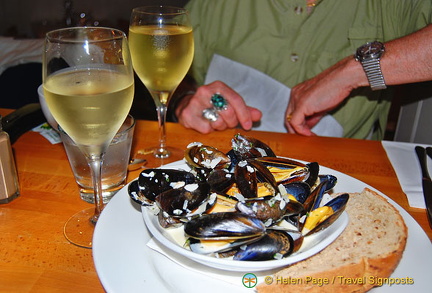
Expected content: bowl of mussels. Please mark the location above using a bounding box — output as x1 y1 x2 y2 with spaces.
128 134 350 271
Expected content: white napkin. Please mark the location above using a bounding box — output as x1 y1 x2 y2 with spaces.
147 237 273 290
205 54 344 136
382 140 432 209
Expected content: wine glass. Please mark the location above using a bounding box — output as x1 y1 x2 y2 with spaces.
42 27 134 248
129 6 194 159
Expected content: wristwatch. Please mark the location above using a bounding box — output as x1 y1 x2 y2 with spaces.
354 41 387 91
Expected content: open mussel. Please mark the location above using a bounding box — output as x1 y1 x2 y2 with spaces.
233 230 303 261
188 236 262 255
256 157 309 184
235 194 304 227
282 182 311 204
232 159 278 200
184 212 266 240
302 193 349 235
231 133 276 160
185 142 231 170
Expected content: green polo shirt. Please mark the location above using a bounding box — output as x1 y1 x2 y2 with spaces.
185 0 432 139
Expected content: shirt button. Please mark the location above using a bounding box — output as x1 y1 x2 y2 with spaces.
290 54 299 62
294 6 303 14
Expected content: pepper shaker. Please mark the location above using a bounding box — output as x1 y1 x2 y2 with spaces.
0 115 20 203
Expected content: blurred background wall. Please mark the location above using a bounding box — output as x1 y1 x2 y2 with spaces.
0 0 189 38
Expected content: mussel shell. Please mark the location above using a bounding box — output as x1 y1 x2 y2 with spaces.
231 133 276 160
234 160 258 199
283 182 311 204
233 230 303 261
235 195 304 227
188 235 263 254
155 182 215 217
302 180 328 213
128 179 153 206
206 169 235 193
234 159 278 199
184 212 266 240
185 143 231 170
158 212 183 229
304 193 349 236
138 169 197 202
305 162 319 187
255 157 309 184
248 159 279 188
319 174 338 191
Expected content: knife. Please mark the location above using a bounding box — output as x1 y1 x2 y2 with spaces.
426 147 432 161
414 146 432 228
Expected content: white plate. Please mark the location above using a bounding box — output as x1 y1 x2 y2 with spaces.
93 161 432 293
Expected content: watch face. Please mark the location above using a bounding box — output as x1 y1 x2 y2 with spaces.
356 41 385 61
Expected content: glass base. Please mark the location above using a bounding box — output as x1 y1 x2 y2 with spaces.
63 207 96 249
154 147 171 159
79 186 122 204
137 146 184 167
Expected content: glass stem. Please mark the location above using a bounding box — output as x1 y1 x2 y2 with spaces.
153 91 172 158
87 155 104 224
156 104 167 154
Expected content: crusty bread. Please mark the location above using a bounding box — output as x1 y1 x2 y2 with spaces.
257 188 407 293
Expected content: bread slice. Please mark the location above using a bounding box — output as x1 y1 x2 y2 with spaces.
257 188 407 293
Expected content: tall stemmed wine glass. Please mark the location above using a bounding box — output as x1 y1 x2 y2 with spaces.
43 27 134 248
129 6 194 159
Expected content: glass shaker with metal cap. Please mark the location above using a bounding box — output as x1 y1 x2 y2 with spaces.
0 115 20 203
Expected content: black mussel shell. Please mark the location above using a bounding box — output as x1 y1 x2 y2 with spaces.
184 212 266 240
128 179 152 206
233 230 303 261
236 195 303 227
188 235 263 254
138 169 196 202
231 133 276 160
185 143 231 170
304 193 349 236
206 169 235 193
305 162 319 187
283 182 311 204
319 174 338 191
155 182 213 217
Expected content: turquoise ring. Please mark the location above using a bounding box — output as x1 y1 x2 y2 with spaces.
202 93 228 122
210 93 228 111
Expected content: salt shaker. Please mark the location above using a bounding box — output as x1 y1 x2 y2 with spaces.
0 115 20 203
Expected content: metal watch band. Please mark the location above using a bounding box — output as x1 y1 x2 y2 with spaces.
361 59 387 91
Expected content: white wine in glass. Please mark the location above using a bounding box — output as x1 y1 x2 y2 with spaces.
129 6 194 159
43 27 134 248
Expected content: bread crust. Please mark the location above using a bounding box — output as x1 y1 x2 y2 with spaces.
257 188 407 293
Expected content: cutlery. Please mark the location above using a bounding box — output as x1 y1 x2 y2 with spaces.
426 147 432 160
128 158 147 171
414 146 432 228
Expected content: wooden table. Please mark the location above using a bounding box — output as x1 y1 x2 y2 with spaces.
0 108 430 292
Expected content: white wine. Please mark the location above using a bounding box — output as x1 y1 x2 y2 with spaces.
44 68 134 154
129 25 194 103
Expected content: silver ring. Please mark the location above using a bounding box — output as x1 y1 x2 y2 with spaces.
202 108 219 122
210 94 228 111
